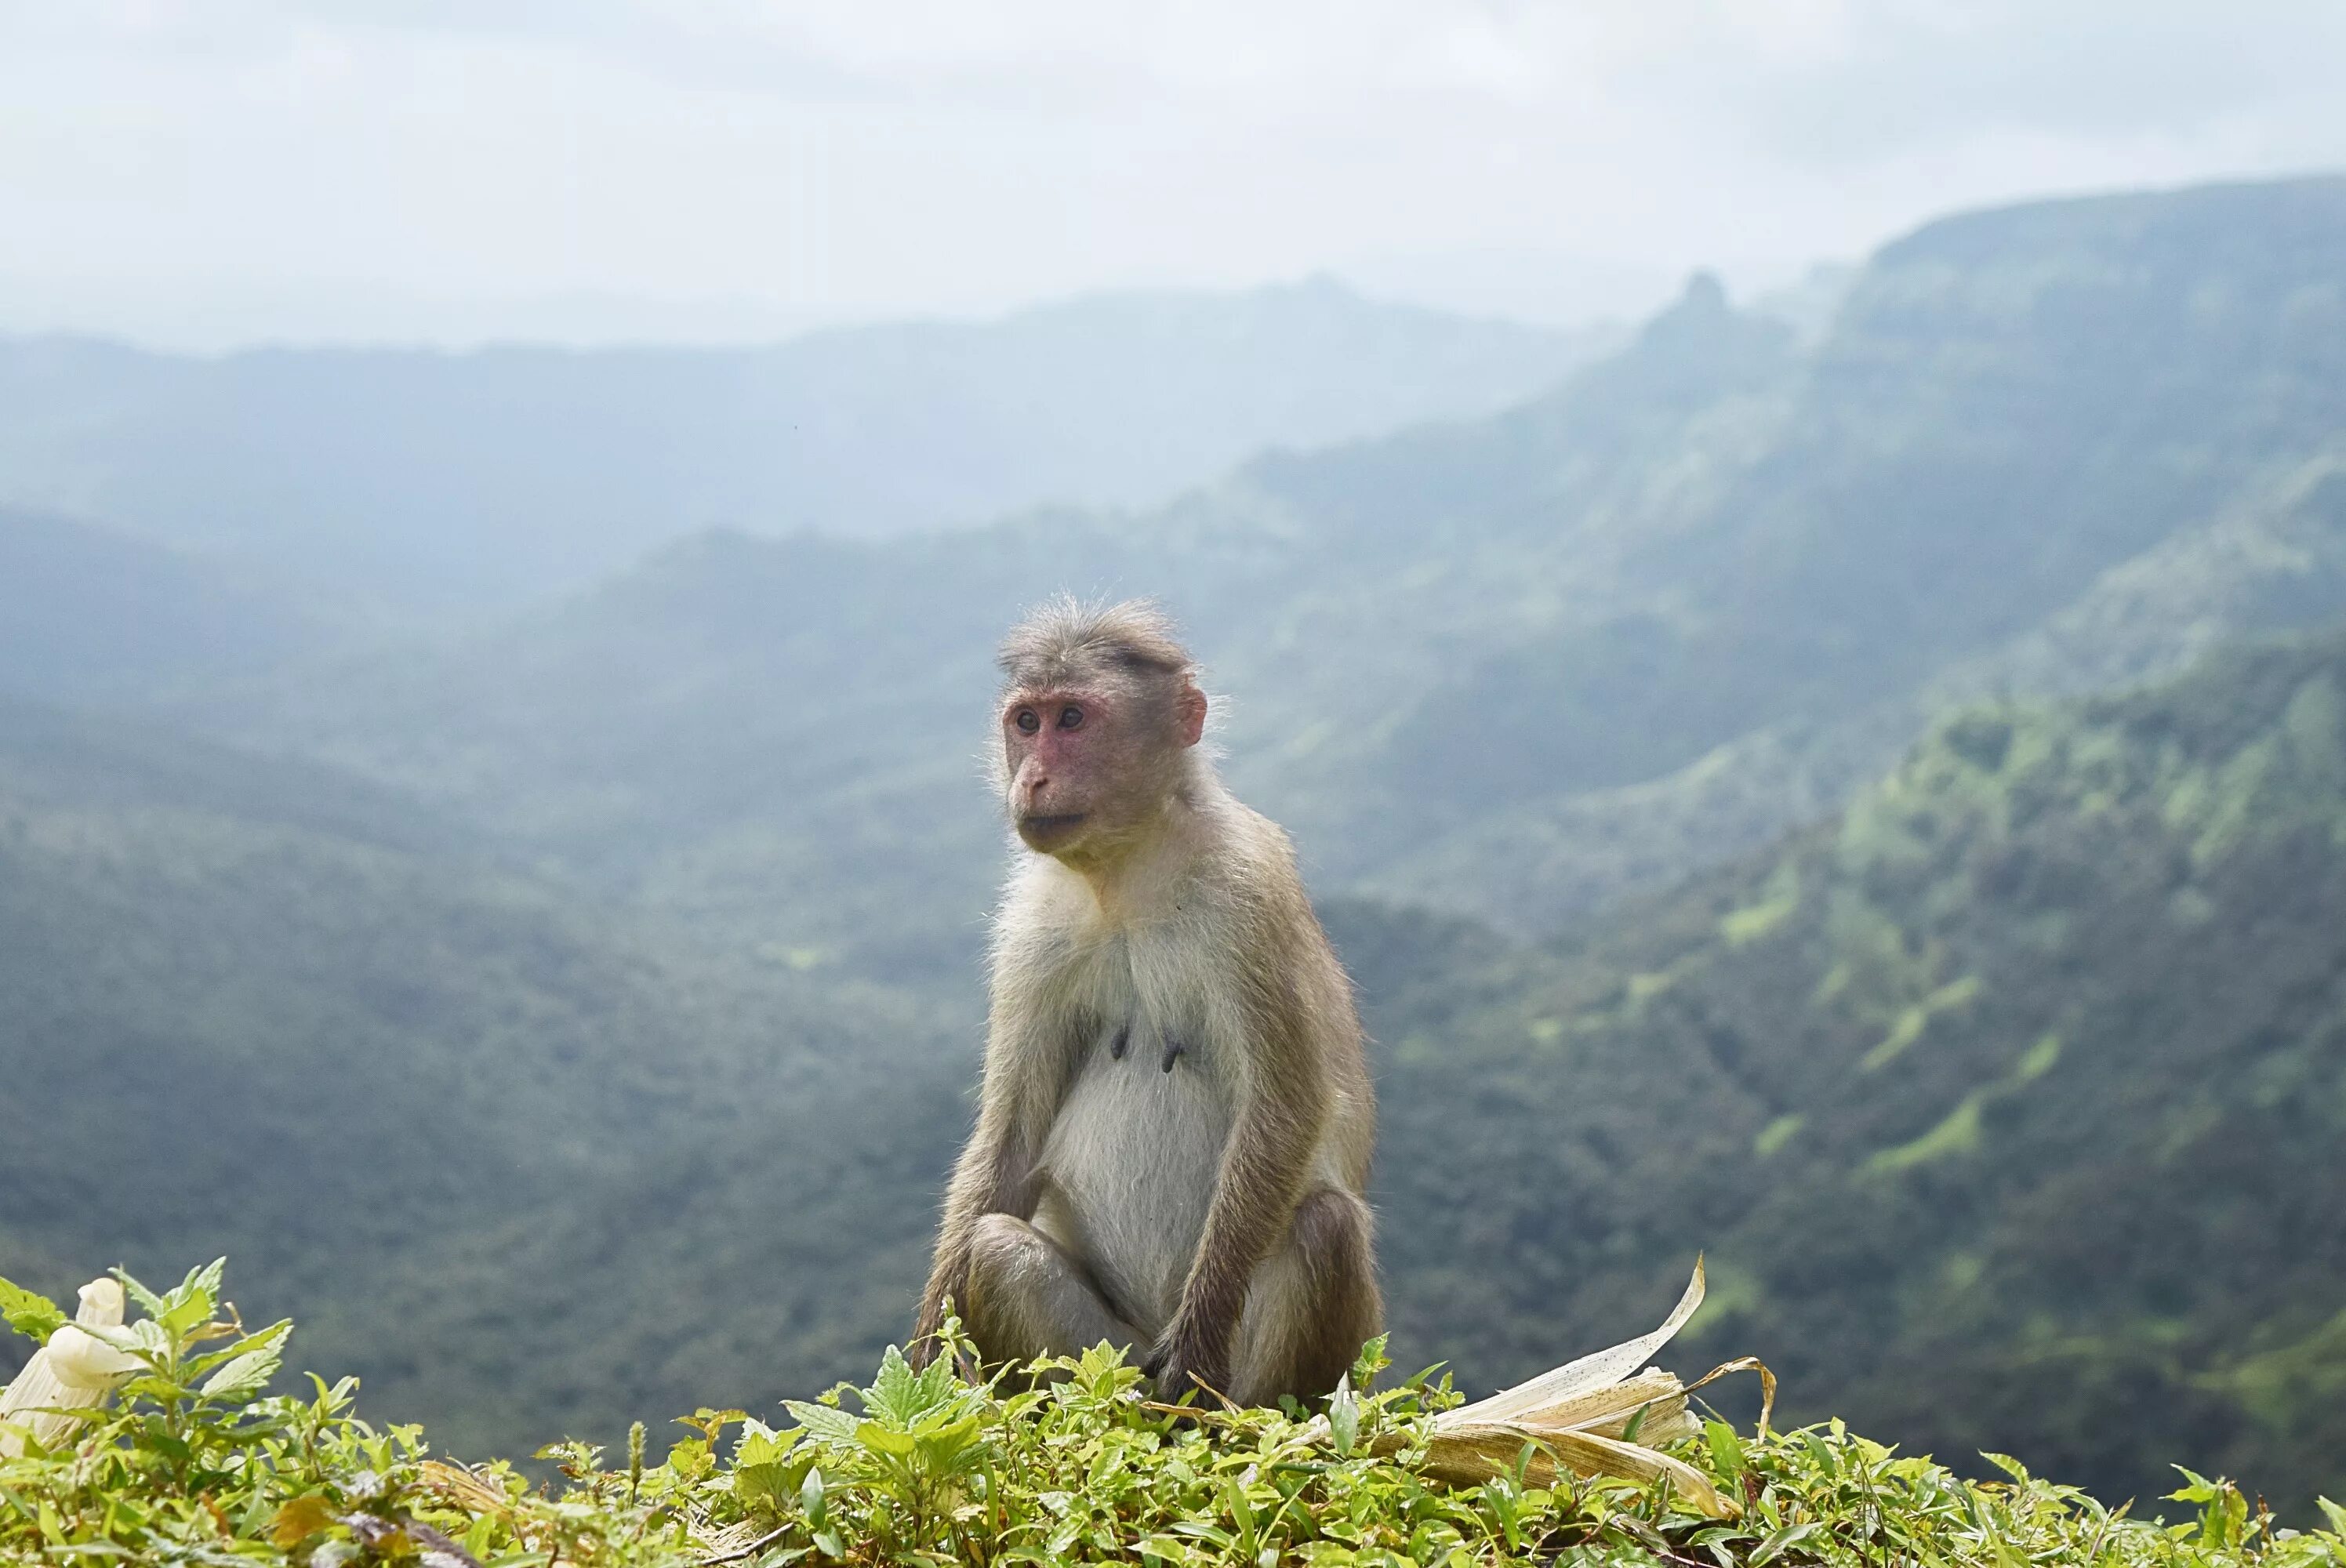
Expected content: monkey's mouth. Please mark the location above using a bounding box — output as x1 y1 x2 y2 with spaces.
1018 812 1088 843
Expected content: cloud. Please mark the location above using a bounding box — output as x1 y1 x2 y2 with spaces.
2 0 2340 346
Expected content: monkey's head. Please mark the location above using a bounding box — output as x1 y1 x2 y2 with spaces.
996 597 1208 863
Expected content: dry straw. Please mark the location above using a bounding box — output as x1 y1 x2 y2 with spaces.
1329 1258 1773 1519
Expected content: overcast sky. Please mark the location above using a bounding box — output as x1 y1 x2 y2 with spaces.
4 1 2343 349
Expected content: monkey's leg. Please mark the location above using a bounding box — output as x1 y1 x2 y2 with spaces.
963 1213 1146 1368
1229 1188 1382 1407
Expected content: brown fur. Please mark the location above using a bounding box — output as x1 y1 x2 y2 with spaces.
911 598 1381 1405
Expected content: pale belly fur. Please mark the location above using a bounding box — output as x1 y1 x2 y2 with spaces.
1033 1019 1232 1338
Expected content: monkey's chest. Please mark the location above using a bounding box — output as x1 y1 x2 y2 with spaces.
1033 1024 1232 1335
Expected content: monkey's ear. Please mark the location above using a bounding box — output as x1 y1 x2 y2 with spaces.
1175 681 1208 748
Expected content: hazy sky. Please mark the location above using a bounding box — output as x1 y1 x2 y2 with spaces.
5 1 2343 348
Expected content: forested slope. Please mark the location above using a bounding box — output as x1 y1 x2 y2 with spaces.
5 173 2346 1511
10 633 2345 1508
1360 631 2346 1517
0 699 969 1456
0 506 325 702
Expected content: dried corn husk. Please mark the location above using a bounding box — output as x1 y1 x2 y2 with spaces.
0 1279 144 1457
1335 1258 1772 1519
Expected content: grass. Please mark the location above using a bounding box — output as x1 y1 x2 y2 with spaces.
3 1261 2344 1566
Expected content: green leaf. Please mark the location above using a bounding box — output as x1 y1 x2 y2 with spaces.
733 1429 816 1518
157 1260 226 1338
782 1401 860 1447
855 1421 921 1459
198 1320 292 1403
1327 1374 1360 1458
1752 1520 1824 1565
109 1269 167 1320
862 1342 962 1428
2315 1497 2346 1537
669 1436 715 1483
0 1277 67 1344
735 1421 802 1468
188 1319 296 1380
1705 1419 1747 1478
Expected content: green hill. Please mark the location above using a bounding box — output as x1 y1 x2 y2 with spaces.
180 176 2346 971
12 630 2346 1510
1355 630 2346 1518
0 699 971 1457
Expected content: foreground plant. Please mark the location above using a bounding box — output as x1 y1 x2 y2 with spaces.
3 1260 2341 1566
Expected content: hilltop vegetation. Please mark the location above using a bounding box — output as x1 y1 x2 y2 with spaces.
7 1260 2344 1567
3 174 2346 1519
1360 630 2346 1519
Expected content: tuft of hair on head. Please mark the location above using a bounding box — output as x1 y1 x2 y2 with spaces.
997 596 1194 692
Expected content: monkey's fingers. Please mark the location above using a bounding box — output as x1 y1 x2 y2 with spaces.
1110 1023 1131 1060
1159 1036 1186 1073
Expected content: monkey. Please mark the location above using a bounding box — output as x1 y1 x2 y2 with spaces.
907 597 1381 1408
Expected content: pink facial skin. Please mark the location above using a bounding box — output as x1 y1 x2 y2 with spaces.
1001 680 1206 861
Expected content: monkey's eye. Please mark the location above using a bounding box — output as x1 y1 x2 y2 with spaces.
1015 709 1040 735
1058 705 1084 731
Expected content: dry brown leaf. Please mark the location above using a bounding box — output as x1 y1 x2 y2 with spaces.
1347 1257 1763 1519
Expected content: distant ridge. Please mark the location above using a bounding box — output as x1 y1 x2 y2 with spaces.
0 280 1610 618
0 506 321 703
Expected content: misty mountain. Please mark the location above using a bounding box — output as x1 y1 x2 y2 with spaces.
0 281 1610 619
0 506 325 704
6 171 2346 1514
187 176 2346 967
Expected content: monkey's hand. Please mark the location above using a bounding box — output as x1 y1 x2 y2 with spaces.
1140 1323 1232 1408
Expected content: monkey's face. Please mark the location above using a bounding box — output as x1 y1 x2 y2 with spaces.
1000 676 1205 861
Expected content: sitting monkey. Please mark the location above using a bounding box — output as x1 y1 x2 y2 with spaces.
909 598 1381 1406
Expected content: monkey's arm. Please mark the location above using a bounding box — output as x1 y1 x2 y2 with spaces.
1150 986 1330 1399
909 1007 1072 1366
910 1104 1036 1362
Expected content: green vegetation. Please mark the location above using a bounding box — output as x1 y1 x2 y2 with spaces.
10 630 2346 1520
155 179 2346 970
1357 631 2346 1521
9 1263 2345 1567
0 695 970 1461
6 174 2346 1537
